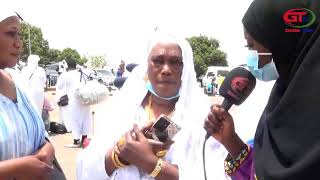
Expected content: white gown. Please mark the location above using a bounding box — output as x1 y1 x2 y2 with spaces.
21 66 46 115
76 92 230 180
56 70 92 139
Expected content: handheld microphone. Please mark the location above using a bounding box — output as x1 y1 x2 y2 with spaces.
205 67 256 139
126 63 139 72
113 64 139 88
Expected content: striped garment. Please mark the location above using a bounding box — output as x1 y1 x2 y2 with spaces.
0 86 45 160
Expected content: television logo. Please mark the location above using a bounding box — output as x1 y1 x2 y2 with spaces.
283 8 316 33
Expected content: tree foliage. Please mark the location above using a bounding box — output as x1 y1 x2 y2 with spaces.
187 35 227 77
89 55 107 68
60 48 84 65
20 23 49 63
20 22 86 65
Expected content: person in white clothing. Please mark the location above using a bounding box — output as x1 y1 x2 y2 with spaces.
56 59 92 148
20 54 46 115
76 33 229 180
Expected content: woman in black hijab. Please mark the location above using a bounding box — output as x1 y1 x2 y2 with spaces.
204 0 320 179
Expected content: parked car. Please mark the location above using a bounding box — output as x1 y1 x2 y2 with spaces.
202 66 231 95
93 69 115 86
45 63 59 87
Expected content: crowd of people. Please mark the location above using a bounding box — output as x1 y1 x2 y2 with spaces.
1 0 320 179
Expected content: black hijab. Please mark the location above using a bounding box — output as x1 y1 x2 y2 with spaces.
243 0 320 179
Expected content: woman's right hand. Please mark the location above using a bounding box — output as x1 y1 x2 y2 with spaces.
14 155 53 180
204 105 236 144
204 105 246 158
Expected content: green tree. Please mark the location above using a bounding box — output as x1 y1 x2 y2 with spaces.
60 48 82 64
20 23 49 64
187 35 227 77
89 55 107 68
41 49 62 65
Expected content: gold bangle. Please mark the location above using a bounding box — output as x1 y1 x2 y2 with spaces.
156 150 167 158
149 158 164 178
114 151 128 167
111 150 122 168
117 136 126 148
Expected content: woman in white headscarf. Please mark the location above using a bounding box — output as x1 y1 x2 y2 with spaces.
77 33 229 180
0 10 55 179
21 54 47 115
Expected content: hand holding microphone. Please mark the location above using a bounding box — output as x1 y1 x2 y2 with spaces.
204 67 256 157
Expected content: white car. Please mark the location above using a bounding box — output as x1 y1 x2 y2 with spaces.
94 69 115 86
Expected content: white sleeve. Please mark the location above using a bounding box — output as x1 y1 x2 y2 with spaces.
76 99 132 180
77 142 113 180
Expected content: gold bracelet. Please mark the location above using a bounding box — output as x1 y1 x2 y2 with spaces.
156 149 167 158
149 158 164 178
114 151 129 167
111 150 122 168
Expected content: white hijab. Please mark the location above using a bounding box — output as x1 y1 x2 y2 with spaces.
117 32 205 126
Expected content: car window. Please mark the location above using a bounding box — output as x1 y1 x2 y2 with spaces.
207 72 216 78
96 70 113 76
47 64 58 70
217 70 229 77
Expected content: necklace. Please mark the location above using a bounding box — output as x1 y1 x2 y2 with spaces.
146 95 175 123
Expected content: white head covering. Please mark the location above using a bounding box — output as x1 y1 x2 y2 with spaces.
0 9 17 23
27 54 40 67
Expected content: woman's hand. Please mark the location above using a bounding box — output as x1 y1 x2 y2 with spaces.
14 156 53 180
143 123 174 156
204 105 236 144
204 105 246 158
114 124 158 174
34 141 55 166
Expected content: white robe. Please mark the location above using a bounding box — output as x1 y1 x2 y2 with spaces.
56 70 91 139
76 92 230 180
21 66 46 115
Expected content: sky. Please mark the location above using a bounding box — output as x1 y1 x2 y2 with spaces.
8 0 253 67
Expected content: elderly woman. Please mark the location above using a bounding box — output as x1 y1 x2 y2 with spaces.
77 34 229 180
0 10 55 180
204 0 320 179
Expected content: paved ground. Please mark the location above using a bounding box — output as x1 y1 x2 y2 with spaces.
47 89 224 180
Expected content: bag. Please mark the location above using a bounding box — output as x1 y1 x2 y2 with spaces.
74 71 108 105
58 95 68 107
50 122 67 134
45 138 67 180
51 156 67 180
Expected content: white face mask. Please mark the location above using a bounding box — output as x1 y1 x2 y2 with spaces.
246 50 279 81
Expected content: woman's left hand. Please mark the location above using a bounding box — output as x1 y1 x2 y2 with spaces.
34 141 55 166
114 124 158 173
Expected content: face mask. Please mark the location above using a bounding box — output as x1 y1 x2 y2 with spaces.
246 50 279 81
146 81 180 101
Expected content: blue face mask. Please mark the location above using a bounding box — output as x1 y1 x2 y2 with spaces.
246 50 279 81
146 81 180 101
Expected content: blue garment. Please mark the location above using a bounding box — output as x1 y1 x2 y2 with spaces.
0 86 45 160
116 69 123 77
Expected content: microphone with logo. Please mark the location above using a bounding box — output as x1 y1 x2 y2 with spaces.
205 66 256 139
202 67 256 180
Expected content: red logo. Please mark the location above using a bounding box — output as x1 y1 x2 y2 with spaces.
283 8 316 33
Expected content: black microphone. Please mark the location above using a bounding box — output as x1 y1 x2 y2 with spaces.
126 63 139 72
205 67 256 139
113 64 139 89
113 77 128 89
